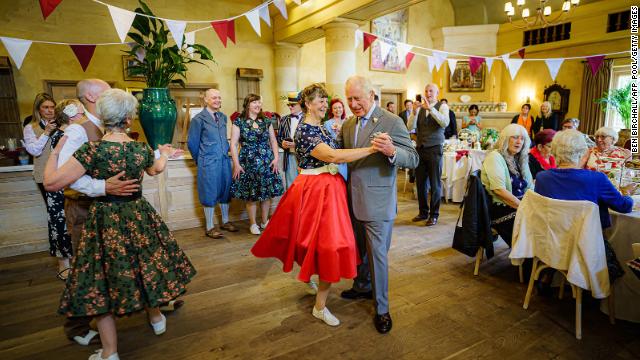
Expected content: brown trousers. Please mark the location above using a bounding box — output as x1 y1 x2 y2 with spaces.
63 197 96 340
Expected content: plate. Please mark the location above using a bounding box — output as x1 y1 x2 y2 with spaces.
459 95 471 103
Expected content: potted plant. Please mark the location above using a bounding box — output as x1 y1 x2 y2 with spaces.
596 82 631 146
124 0 214 148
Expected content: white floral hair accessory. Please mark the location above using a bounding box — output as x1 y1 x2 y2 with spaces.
63 104 79 118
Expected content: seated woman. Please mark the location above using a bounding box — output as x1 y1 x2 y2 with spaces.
462 104 482 135
584 126 631 171
529 129 556 179
535 129 637 282
481 124 533 246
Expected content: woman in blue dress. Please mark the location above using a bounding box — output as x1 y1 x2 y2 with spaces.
323 98 348 180
230 94 284 235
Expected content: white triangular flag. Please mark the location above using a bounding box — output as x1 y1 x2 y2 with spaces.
427 56 436 72
506 58 524 80
107 5 136 43
545 58 564 81
184 31 196 58
354 29 363 49
292 0 302 5
447 58 458 74
396 42 412 60
245 9 261 37
274 0 288 20
379 41 392 61
166 20 187 49
501 54 511 67
485 57 495 73
0 37 32 69
433 50 447 71
259 5 271 27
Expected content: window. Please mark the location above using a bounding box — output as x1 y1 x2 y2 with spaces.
604 63 631 132
522 23 571 47
607 11 631 33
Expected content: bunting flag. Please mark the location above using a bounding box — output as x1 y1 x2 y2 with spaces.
587 55 606 76
447 58 458 74
0 37 32 69
396 42 412 61
258 5 271 27
405 52 415 69
501 53 511 66
292 0 302 4
245 9 261 37
184 31 196 58
485 57 495 73
211 20 235 47
107 5 136 43
363 33 377 52
469 56 485 76
518 48 526 59
379 41 392 61
426 55 436 72
544 58 564 81
39 0 63 20
354 29 363 49
166 20 187 49
505 58 524 80
274 0 288 20
433 51 446 71
70 45 96 71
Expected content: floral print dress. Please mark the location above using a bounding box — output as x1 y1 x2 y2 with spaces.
231 117 284 201
45 129 73 258
58 141 196 317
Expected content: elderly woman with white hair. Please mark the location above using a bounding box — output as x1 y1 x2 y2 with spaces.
532 101 560 134
44 89 196 360
535 129 637 282
585 126 631 171
481 124 534 246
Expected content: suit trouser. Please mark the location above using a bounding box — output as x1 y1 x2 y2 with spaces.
415 145 443 218
283 153 298 189
63 197 95 340
352 219 394 314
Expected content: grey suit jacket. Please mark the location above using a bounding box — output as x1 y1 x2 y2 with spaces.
339 106 419 221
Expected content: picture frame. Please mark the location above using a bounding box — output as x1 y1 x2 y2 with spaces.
448 61 485 92
126 87 144 102
370 9 408 73
122 55 145 82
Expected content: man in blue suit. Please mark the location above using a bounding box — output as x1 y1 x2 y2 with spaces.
188 89 237 238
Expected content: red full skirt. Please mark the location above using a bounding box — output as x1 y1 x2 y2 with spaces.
251 173 358 283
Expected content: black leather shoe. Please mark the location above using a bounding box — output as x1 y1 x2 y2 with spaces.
412 214 428 222
374 313 392 334
340 288 373 300
425 217 438 226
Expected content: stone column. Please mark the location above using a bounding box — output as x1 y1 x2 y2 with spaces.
322 21 358 104
274 42 301 115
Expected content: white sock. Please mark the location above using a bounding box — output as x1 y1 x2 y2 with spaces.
204 206 215 230
220 203 230 224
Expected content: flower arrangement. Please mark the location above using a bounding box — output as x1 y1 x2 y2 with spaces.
480 128 500 150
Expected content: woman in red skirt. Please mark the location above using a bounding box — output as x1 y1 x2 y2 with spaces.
252 83 378 326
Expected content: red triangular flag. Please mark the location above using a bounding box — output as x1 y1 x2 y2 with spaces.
469 57 485 76
363 33 377 52
586 55 606 76
518 48 526 59
39 0 63 20
70 45 96 72
405 52 415 69
211 21 230 47
227 20 236 44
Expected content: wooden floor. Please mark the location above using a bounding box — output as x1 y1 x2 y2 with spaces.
1 187 639 360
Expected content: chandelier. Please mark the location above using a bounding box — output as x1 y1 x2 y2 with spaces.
504 0 580 29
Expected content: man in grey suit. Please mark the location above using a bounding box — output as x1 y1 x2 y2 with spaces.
338 75 419 334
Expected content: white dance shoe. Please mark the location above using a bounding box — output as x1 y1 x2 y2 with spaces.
250 224 261 235
150 313 166 335
306 280 318 295
73 330 99 346
260 220 269 230
88 349 119 360
312 306 340 326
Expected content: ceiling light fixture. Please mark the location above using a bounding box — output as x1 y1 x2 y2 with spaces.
504 0 579 29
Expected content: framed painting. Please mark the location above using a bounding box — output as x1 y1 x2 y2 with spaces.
448 61 485 92
370 9 408 73
122 55 145 82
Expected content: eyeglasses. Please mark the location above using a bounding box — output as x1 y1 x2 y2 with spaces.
287 104 296 107
595 135 611 140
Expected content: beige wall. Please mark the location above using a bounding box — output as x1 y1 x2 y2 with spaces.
0 0 277 121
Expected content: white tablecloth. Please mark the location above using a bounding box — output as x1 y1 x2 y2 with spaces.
441 150 486 202
600 210 640 323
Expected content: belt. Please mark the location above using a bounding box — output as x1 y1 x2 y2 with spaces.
95 193 142 203
299 164 340 175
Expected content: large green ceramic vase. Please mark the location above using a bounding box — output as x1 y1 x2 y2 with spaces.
139 88 177 149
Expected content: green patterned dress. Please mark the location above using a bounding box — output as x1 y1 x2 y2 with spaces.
58 141 196 317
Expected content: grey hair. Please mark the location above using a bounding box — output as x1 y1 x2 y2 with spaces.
551 129 588 165
345 75 375 96
568 117 580 127
594 126 619 143
96 89 138 130
494 123 531 177
425 83 440 95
